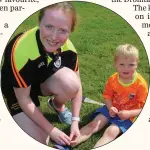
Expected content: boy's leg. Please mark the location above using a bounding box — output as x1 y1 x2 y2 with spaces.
13 107 49 145
94 124 121 148
71 114 109 147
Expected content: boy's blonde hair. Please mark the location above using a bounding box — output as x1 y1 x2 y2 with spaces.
114 44 139 62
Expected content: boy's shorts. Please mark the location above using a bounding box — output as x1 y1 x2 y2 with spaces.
92 105 133 133
2 83 43 116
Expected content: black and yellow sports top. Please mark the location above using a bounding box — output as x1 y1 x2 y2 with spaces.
1 27 78 88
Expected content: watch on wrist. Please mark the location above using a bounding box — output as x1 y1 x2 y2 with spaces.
72 116 80 122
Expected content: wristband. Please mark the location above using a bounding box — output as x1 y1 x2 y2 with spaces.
72 117 80 122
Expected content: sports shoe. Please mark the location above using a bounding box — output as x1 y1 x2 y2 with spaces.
48 98 72 125
53 143 71 150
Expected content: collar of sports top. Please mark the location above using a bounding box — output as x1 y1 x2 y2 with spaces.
46 49 61 63
35 29 61 59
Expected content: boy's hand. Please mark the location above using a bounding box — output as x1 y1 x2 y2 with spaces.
70 121 80 144
109 106 118 117
117 110 130 120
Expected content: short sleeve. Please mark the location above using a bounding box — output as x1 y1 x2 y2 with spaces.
103 77 114 100
136 84 148 108
61 39 78 72
62 39 77 53
11 58 35 88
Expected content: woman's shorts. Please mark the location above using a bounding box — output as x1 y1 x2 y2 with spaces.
1 83 43 116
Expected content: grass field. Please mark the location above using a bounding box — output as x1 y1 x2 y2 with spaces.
10 1 149 150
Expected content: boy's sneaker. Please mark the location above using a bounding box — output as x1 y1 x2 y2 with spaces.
48 98 72 125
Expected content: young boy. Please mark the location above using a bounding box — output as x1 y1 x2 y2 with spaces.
71 44 148 148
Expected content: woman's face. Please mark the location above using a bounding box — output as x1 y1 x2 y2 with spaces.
39 8 72 52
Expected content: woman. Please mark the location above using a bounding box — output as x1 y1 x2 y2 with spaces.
1 2 82 146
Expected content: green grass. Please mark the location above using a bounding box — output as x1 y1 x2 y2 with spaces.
10 2 149 150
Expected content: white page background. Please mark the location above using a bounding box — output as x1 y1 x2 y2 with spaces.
0 0 149 150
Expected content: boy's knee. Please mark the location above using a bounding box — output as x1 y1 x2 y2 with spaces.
104 125 120 139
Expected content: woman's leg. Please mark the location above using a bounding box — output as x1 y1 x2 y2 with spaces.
41 67 80 112
41 67 80 107
94 124 121 148
40 67 81 124
13 107 49 145
71 114 109 147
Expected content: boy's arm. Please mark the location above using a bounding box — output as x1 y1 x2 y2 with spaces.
105 99 118 117
117 109 142 120
128 109 142 117
104 99 113 110
118 78 148 120
103 76 119 117
103 76 114 110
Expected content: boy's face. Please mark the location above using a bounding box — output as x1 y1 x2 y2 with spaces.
115 55 138 80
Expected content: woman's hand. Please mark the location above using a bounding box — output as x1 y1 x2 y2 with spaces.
109 106 118 117
49 127 71 145
70 121 80 143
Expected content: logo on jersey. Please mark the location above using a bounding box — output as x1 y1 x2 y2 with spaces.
54 56 61 68
38 62 45 68
129 93 135 100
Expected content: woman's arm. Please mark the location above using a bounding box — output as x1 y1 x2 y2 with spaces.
14 86 54 134
14 86 71 145
70 70 82 141
71 70 82 119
